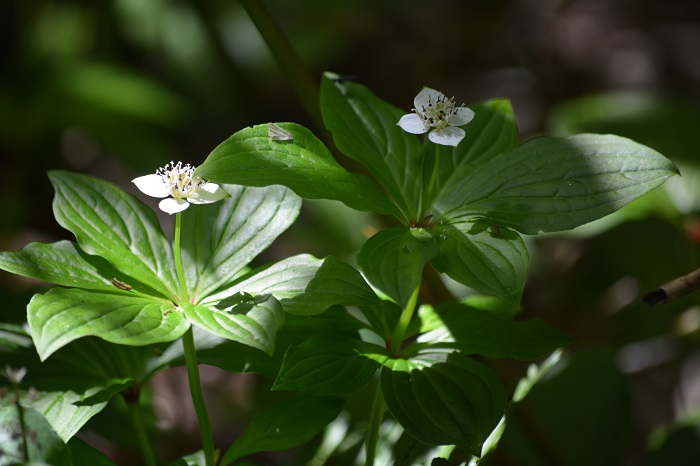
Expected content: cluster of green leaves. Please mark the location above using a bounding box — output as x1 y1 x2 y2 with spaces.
191 71 678 458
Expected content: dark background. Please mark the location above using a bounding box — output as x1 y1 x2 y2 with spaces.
2 1 700 464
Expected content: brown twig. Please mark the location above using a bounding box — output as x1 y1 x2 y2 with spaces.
643 268 700 305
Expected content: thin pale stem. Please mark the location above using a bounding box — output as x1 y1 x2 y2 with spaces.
125 391 157 466
427 144 440 199
174 212 189 302
364 381 385 466
183 327 216 466
389 285 420 355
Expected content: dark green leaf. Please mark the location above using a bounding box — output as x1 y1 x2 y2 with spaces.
410 303 573 360
431 220 529 305
321 72 423 220
181 184 301 302
28 287 188 360
220 395 344 465
69 437 118 466
435 134 679 234
357 228 439 308
273 336 388 395
195 123 399 217
208 254 379 316
182 296 284 355
49 170 178 300
381 352 505 456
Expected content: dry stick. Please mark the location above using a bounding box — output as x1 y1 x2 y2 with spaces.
643 268 700 305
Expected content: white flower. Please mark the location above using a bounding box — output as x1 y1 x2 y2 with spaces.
132 161 228 214
397 88 475 147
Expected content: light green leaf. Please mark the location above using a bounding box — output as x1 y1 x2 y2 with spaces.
220 395 344 466
195 123 399 217
431 220 529 305
381 352 505 457
410 303 573 360
435 134 679 234
0 405 71 466
273 336 388 395
357 228 439 308
28 287 188 360
181 185 301 302
206 254 379 316
182 296 284 355
320 72 423 220
0 240 130 292
49 170 178 299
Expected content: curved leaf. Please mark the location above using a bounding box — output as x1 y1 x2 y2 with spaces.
206 254 379 315
49 171 177 300
381 352 505 456
435 134 679 234
357 228 439 308
182 296 284 355
431 220 529 305
195 122 399 217
181 185 301 302
28 287 187 360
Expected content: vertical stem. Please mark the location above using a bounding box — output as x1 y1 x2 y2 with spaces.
389 285 420 355
174 212 189 302
364 381 385 466
239 0 324 132
173 213 214 465
183 327 216 466
124 391 158 466
427 144 440 199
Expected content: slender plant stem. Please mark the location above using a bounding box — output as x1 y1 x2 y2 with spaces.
174 213 214 465
174 212 189 302
389 285 420 355
427 144 440 199
125 391 158 466
364 381 385 466
239 0 324 132
183 327 216 466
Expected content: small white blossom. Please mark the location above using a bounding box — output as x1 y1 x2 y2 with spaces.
397 88 475 147
132 161 228 215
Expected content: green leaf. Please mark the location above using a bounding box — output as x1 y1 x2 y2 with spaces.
49 170 178 299
28 287 188 360
273 336 388 395
381 352 505 456
206 254 379 316
0 240 126 291
321 72 423 219
411 303 573 360
181 184 301 302
220 395 345 466
357 228 439 308
182 296 284 355
426 98 519 211
69 437 118 466
436 134 679 234
431 220 529 305
0 405 72 466
195 122 399 217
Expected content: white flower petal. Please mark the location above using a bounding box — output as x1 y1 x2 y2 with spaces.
187 183 229 204
428 126 466 147
159 198 190 215
133 174 169 198
397 113 429 134
449 107 476 126
414 87 444 110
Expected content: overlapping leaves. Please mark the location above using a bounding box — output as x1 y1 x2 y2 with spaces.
0 171 377 359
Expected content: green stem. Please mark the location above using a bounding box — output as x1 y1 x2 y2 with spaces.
125 391 157 466
427 144 440 199
174 212 189 302
389 285 420 355
239 0 324 132
183 327 216 466
364 381 385 466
